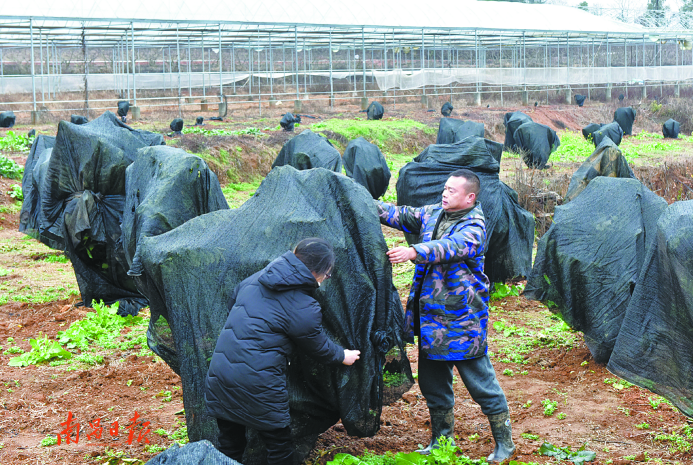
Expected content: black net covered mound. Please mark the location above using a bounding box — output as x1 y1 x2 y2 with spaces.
441 102 453 117
662 119 680 139
0 111 16 128
593 122 624 147
366 101 384 120
280 112 301 132
607 200 693 418
396 137 534 283
564 138 635 203
503 111 532 151
19 135 64 250
117 101 130 118
272 129 343 172
513 121 560 169
138 166 412 463
39 111 164 315
575 94 586 107
436 118 485 145
581 123 603 141
121 145 229 283
70 115 88 125
342 137 391 199
524 177 667 363
145 440 239 465
614 107 636 136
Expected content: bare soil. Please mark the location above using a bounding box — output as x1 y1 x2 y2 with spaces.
1 101 691 464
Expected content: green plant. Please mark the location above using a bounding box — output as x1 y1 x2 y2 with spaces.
144 444 167 453
0 155 24 179
169 421 188 444
3 346 24 355
7 184 23 201
541 399 558 416
522 400 532 409
42 254 68 264
653 424 693 453
57 300 144 350
521 433 540 440
0 131 34 152
636 422 650 430
502 368 514 377
382 371 408 387
648 396 662 410
155 390 172 402
40 435 58 447
467 433 479 442
8 335 72 367
539 441 596 464
490 283 525 300
617 406 630 416
557 412 566 420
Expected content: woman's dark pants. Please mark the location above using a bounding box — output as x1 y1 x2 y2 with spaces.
217 418 294 465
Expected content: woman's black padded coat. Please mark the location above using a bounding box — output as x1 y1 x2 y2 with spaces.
204 251 345 431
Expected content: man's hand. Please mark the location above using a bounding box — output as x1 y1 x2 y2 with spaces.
387 246 417 264
342 349 361 366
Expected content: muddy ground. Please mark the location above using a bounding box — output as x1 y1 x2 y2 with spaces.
1 99 691 464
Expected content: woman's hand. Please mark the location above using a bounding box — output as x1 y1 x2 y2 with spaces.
342 349 361 365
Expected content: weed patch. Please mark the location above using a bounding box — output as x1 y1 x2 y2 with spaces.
0 155 23 179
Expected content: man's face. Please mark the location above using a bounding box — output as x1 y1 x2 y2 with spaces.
441 176 476 212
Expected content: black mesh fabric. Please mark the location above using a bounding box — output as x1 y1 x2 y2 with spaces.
575 94 586 107
272 129 343 172
581 123 603 141
170 119 184 133
524 177 667 363
39 111 164 315
145 440 240 465
138 166 412 463
70 115 89 125
0 111 16 128
121 146 229 283
342 137 391 199
607 200 693 418
436 118 485 145
117 101 130 118
366 101 384 120
564 138 635 203
280 113 301 131
396 137 534 283
662 119 680 139
503 111 532 151
592 122 623 147
513 121 560 169
614 107 636 135
195 116 205 126
19 135 65 250
441 102 453 117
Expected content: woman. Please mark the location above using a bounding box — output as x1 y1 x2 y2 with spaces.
205 237 360 465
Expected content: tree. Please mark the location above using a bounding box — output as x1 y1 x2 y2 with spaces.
578 1 589 11
645 0 669 27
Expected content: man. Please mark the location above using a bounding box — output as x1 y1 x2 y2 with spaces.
377 169 515 463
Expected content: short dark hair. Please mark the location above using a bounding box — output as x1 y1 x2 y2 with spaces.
294 238 335 276
448 169 480 196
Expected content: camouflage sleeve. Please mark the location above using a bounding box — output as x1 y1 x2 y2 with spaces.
375 200 425 235
411 222 486 264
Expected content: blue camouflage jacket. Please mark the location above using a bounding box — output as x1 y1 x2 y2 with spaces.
377 201 490 361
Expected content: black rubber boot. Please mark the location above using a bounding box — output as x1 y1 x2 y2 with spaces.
415 408 454 455
486 411 516 463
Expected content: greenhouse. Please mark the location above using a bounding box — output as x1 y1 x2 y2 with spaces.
0 0 692 119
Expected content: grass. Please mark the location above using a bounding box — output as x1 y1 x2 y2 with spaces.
311 118 435 152
221 178 263 208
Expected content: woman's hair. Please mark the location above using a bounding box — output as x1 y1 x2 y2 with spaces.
293 237 335 277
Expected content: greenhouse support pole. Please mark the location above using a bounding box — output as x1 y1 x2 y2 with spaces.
177 24 182 116
421 29 426 98
45 37 51 98
131 23 136 106
303 39 307 94
40 29 44 105
219 24 223 100
30 18 37 113
329 29 333 107
362 28 367 97
294 27 299 101
202 33 206 99
188 38 192 97
162 48 166 92
269 35 273 99
383 33 388 97
83 26 89 116
232 42 236 94
624 39 628 99
499 34 503 106
248 37 253 100
475 29 480 104
282 44 286 94
1 48 4 95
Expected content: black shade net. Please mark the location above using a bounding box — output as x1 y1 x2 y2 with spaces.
138 166 412 463
593 122 623 147
70 115 88 125
564 138 634 203
280 112 301 132
39 111 164 315
117 101 130 118
272 129 343 172
614 107 636 136
503 111 532 151
396 137 534 283
524 177 667 363
366 101 384 120
170 118 184 133
441 102 453 117
0 111 16 128
145 440 240 465
607 200 693 419
513 121 560 169
195 117 205 126
436 118 485 145
342 137 391 199
121 146 229 286
581 123 603 141
662 119 680 139
575 94 586 107
19 135 65 250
